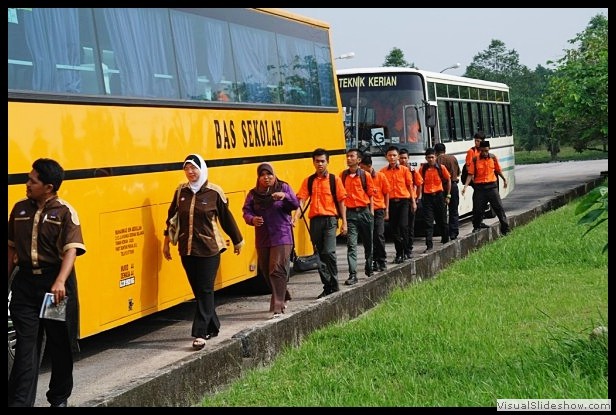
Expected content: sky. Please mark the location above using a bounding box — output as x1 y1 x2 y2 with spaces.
284 8 608 76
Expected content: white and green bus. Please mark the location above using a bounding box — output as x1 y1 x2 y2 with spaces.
337 67 516 222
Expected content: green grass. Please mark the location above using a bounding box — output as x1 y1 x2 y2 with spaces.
199 200 608 407
515 146 608 165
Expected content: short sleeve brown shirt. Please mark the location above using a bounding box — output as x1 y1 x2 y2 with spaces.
8 196 86 269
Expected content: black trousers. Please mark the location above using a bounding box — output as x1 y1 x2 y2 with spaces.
181 254 221 338
309 215 339 292
9 267 77 407
422 192 448 246
372 208 387 265
448 181 460 238
473 183 509 232
389 199 409 257
404 200 417 255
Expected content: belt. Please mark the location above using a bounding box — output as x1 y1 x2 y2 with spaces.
474 182 497 188
451 180 459 183
423 191 443 196
390 198 409 202
19 265 60 276
346 206 368 212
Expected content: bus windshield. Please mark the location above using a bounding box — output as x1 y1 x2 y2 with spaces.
338 72 427 156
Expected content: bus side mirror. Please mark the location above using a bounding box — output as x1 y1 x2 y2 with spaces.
425 104 437 129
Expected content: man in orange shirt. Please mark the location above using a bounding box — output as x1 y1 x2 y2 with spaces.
466 131 489 229
340 149 375 285
380 145 417 264
360 155 390 272
419 148 451 252
462 140 510 235
295 148 348 299
398 148 423 259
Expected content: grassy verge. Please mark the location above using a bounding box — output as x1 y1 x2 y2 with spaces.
515 146 608 165
199 199 608 407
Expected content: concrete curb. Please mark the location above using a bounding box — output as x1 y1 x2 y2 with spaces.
90 175 605 407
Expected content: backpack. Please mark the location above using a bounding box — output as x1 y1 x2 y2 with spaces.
341 168 368 193
305 173 340 218
420 162 447 190
460 163 471 187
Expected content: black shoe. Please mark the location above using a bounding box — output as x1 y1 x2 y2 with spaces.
440 238 449 244
403 252 411 260
365 271 373 278
50 401 67 407
501 227 510 235
394 256 404 264
378 262 387 271
479 223 489 229
204 332 218 340
371 261 378 272
344 276 358 285
317 289 331 299
450 235 458 240
424 247 433 253
472 228 480 233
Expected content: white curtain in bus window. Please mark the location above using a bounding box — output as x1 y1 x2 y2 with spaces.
169 11 232 102
101 8 178 98
21 8 81 93
229 24 278 103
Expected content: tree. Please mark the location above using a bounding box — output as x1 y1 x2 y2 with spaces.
539 14 608 154
513 65 554 156
465 39 549 152
465 39 526 82
383 47 414 68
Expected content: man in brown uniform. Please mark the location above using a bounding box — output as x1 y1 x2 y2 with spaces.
9 158 86 407
435 142 461 240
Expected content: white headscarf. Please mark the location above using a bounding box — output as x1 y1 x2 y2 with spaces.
183 154 208 194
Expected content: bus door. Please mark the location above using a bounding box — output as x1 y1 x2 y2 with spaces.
100 205 161 325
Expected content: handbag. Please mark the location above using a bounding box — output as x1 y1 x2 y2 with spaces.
292 251 320 273
168 184 182 246
291 200 320 273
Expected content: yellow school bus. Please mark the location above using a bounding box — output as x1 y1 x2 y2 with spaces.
8 8 346 363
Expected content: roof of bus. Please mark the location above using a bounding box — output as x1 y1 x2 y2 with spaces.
336 66 509 89
257 8 331 29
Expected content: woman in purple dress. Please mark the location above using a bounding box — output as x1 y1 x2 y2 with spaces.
242 163 300 317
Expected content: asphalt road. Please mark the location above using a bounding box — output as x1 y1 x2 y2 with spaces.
34 159 607 407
